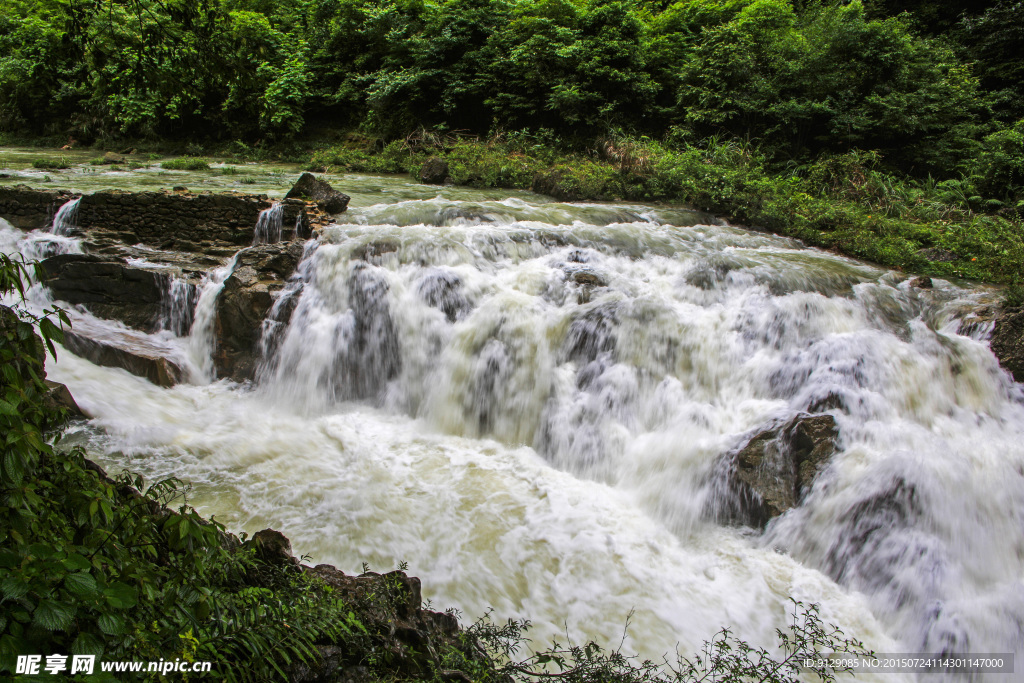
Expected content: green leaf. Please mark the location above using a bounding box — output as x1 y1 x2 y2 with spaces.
97 613 127 636
33 599 74 631
103 582 138 609
72 631 105 657
65 572 99 599
0 575 29 602
62 553 92 572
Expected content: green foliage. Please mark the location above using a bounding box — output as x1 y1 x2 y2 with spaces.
31 157 68 170
461 600 872 683
161 157 212 171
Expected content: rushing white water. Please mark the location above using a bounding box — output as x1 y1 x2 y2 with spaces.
158 277 199 336
21 182 1021 680
252 203 284 245
185 255 238 382
51 196 81 236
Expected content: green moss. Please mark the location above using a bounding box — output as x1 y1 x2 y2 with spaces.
161 157 211 171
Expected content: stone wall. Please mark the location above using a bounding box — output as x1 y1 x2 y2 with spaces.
0 185 78 229
0 186 320 248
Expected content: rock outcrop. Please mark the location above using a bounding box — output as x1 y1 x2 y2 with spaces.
991 305 1024 382
707 413 839 528
213 242 305 382
0 185 335 252
41 254 169 332
63 329 184 387
418 157 450 185
285 173 351 214
0 185 78 230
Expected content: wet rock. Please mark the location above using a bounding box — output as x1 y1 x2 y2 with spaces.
569 268 607 288
991 306 1024 382
823 477 921 584
285 172 350 214
909 276 933 289
0 185 78 230
62 330 184 387
418 157 450 184
247 528 299 567
708 413 839 528
213 242 305 381
417 269 470 322
331 263 401 400
103 151 125 165
563 304 617 364
43 380 85 418
41 254 169 331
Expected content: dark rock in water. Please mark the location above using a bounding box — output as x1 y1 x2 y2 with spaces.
991 306 1024 382
707 413 839 528
417 269 470 322
909 276 933 289
213 242 305 381
333 263 402 401
41 254 169 332
285 172 350 214
63 329 184 387
43 380 85 418
352 239 400 263
418 157 450 185
563 304 617 364
823 477 921 585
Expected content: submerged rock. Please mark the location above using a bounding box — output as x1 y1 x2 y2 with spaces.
707 413 839 528
285 172 350 214
62 330 184 387
41 254 169 332
213 242 305 381
991 306 1024 382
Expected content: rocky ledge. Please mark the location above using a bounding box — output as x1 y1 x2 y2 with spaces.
0 175 349 386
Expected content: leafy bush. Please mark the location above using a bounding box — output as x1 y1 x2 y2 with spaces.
31 157 69 170
161 157 211 171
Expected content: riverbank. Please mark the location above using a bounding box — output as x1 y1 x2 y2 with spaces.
5 135 1021 290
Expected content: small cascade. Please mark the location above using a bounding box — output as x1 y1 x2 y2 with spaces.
51 197 81 236
186 255 239 382
252 203 284 245
159 277 199 336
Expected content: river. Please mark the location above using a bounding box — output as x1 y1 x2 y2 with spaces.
2 159 1022 680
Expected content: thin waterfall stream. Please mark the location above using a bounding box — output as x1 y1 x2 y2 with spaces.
3 174 1021 680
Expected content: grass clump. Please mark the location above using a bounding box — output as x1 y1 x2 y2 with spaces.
161 156 211 171
31 157 69 170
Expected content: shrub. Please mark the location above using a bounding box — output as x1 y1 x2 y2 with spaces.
161 157 211 171
31 157 69 170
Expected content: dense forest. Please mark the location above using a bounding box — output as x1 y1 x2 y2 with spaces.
1 0 1023 283
0 0 1020 173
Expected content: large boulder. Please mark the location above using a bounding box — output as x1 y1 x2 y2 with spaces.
213 242 305 381
417 157 450 185
991 306 1024 382
707 413 839 528
285 173 350 214
41 254 169 332
62 329 184 387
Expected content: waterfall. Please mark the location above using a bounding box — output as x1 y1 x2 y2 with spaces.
45 183 1024 676
51 197 81 236
252 203 284 245
185 255 238 382
158 277 199 336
